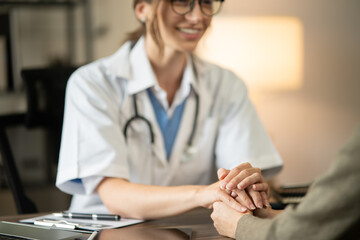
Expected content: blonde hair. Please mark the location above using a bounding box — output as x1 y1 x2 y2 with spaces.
124 0 164 56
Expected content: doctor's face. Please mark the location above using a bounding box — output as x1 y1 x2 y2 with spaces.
152 0 212 53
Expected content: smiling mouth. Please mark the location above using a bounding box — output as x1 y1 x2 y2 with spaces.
178 28 201 34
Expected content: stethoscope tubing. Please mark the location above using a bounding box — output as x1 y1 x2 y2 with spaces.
187 92 199 147
123 91 199 146
123 95 155 143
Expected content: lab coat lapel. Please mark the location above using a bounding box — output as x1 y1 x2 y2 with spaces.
141 92 169 167
131 38 168 167
168 93 197 169
168 57 212 172
190 57 213 134
119 37 168 167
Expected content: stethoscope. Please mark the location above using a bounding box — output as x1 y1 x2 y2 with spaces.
123 88 199 162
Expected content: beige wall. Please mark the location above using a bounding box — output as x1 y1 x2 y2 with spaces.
5 0 360 186
220 0 360 185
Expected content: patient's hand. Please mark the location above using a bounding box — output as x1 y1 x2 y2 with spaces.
211 201 251 239
211 201 279 238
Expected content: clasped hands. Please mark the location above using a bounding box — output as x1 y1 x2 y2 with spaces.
217 162 270 212
204 162 272 239
198 162 270 214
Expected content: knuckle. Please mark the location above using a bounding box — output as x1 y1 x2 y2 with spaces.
239 192 248 201
225 195 233 204
244 198 252 205
228 179 236 185
250 191 259 200
241 179 249 187
253 191 261 199
243 162 251 168
233 166 241 172
243 169 252 175
253 172 261 179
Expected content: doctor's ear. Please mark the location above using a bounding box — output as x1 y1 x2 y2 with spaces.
135 1 151 24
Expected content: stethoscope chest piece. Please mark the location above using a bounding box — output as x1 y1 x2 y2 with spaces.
181 145 198 163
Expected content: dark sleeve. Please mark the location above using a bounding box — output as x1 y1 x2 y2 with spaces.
236 126 360 240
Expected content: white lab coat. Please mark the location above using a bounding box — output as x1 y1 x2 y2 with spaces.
56 37 283 213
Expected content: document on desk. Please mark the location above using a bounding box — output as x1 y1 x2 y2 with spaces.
20 214 144 231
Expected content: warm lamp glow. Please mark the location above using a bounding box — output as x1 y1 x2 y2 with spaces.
196 16 304 91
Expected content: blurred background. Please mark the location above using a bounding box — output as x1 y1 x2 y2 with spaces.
0 0 359 215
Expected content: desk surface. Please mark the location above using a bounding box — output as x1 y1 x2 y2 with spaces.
0 208 229 239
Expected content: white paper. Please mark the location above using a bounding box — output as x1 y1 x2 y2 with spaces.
20 214 144 231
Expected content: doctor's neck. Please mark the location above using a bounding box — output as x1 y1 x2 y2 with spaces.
145 38 187 106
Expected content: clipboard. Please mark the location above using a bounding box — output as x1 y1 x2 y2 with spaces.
20 213 144 231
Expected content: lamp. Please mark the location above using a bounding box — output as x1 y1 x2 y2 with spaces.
196 16 304 92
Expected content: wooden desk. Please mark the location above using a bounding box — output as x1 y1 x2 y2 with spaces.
0 208 229 239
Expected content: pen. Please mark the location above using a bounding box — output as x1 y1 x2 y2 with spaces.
87 231 98 240
53 212 121 221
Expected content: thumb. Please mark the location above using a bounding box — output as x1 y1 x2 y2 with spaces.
217 168 230 180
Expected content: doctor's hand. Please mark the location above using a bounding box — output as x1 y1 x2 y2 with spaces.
196 181 250 213
211 201 251 239
217 163 271 209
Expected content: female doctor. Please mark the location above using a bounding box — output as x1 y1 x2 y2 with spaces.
56 0 283 219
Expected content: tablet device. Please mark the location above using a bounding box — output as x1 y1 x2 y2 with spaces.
0 221 82 240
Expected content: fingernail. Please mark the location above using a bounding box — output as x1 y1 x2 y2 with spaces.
226 182 234 190
220 181 227 190
250 204 256 210
231 191 237 197
257 202 263 208
241 206 248 212
237 183 245 190
219 173 226 180
265 200 271 207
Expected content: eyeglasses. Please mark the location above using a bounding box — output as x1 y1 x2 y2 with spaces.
169 0 224 17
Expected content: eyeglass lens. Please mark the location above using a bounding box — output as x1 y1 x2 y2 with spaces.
171 0 223 16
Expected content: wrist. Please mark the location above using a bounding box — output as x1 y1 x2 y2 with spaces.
253 207 280 219
268 208 281 218
193 185 207 208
